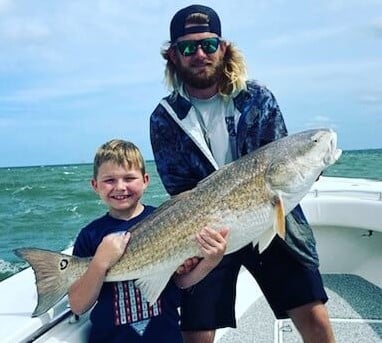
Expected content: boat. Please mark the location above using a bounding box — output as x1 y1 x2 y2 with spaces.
1 176 381 343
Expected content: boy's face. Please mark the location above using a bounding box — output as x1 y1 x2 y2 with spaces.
91 161 149 219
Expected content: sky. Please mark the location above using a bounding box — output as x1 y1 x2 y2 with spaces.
0 0 381 167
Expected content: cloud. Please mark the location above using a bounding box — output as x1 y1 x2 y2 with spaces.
323 0 382 12
305 115 338 130
359 90 382 106
371 16 382 37
0 64 161 104
258 58 382 82
0 19 51 44
263 26 348 48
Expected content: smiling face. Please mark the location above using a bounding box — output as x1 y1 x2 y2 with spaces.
92 161 149 220
169 32 227 91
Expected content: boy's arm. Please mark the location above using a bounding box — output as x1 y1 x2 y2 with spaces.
68 232 131 315
174 227 228 289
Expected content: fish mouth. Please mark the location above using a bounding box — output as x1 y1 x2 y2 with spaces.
324 130 342 165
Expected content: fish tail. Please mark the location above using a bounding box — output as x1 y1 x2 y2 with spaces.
14 248 78 317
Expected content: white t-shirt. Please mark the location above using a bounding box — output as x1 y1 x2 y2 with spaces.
190 95 237 167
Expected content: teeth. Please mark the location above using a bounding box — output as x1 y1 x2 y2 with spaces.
113 195 128 200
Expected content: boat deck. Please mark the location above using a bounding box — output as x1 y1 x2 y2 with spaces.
215 273 382 343
29 272 382 343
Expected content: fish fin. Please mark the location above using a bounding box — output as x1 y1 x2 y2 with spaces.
134 269 174 304
273 194 286 239
14 248 80 317
258 194 286 253
258 227 276 254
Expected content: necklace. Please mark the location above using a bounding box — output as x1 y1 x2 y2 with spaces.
189 95 223 149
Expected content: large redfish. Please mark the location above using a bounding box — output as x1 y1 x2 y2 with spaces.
15 128 342 317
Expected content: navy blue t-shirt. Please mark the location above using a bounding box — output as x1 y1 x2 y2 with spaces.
73 205 183 343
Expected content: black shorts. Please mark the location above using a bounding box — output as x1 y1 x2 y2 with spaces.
180 237 328 330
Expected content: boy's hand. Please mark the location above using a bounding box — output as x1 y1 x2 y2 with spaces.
93 231 131 272
176 256 201 275
196 227 229 268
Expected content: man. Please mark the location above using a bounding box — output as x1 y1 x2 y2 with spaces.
150 4 335 343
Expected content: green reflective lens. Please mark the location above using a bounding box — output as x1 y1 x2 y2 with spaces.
175 38 220 57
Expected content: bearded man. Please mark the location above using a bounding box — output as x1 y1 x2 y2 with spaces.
150 5 335 343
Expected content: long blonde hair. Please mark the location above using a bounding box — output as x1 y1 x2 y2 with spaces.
161 13 248 97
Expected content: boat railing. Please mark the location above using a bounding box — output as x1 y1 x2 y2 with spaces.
306 189 382 201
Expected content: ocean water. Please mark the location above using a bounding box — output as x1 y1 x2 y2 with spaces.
1 149 381 281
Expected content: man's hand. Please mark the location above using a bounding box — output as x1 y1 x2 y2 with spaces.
196 227 229 268
176 227 229 275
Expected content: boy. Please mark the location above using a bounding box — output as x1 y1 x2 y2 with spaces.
68 139 228 343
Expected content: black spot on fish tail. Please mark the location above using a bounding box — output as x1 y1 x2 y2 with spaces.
14 248 77 317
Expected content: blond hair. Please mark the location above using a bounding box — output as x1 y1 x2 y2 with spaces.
93 139 146 178
161 13 247 97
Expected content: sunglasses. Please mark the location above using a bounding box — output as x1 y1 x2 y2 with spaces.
173 37 221 57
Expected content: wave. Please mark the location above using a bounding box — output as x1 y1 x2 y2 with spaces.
11 185 33 195
0 259 25 275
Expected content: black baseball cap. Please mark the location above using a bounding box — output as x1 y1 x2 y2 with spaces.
170 4 221 43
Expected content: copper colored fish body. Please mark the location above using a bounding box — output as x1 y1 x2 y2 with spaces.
15 128 342 317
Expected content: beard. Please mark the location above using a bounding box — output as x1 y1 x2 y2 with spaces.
176 57 225 89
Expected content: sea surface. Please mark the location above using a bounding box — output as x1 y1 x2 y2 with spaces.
1 149 382 281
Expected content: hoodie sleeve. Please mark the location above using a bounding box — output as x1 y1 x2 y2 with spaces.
150 103 215 196
236 82 288 155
